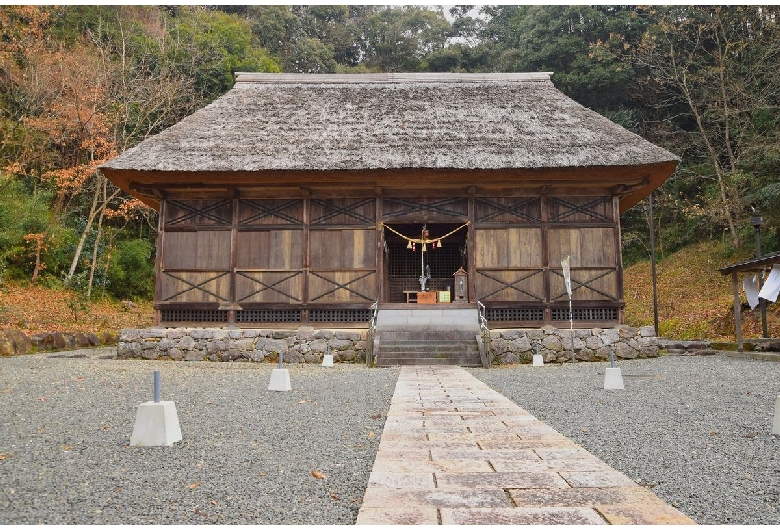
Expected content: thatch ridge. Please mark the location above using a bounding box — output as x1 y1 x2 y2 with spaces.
101 73 678 173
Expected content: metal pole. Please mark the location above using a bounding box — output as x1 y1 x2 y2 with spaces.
649 192 660 336
153 370 160 403
278 350 283 369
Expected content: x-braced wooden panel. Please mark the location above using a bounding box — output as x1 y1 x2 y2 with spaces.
475 270 545 302
549 268 618 301
310 198 376 225
238 199 304 225
547 196 613 223
160 271 230 302
474 197 541 223
235 271 303 304
308 270 377 303
383 197 468 219
165 199 232 226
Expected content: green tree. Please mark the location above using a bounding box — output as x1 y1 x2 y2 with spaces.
629 6 780 249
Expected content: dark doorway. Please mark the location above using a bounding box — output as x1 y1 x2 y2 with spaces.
384 223 468 303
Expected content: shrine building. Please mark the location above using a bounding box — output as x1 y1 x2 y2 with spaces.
100 73 678 335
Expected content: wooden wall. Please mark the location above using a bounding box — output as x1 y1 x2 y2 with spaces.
155 193 622 327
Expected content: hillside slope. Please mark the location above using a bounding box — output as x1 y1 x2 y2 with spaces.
624 242 779 340
0 284 153 334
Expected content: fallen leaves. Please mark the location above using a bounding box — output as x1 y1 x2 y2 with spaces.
0 281 154 334
367 431 376 439
188 482 201 489
0 453 9 461
311 470 327 480
369 413 382 419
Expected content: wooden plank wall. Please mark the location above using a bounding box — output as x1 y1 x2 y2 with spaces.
159 197 379 321
156 193 622 326
473 195 620 322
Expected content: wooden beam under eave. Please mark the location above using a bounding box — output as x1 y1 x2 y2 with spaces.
104 161 678 213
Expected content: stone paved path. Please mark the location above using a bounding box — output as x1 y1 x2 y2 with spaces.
356 366 696 525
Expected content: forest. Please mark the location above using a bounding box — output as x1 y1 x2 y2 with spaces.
0 5 778 312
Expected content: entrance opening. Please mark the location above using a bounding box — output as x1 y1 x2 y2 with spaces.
384 223 468 303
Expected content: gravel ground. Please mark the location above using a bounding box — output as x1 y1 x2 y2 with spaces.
468 354 780 525
2 350 779 525
0 350 398 525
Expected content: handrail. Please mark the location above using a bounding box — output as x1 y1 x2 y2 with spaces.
366 299 379 367
477 300 492 368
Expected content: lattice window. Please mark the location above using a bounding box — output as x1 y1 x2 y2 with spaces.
235 310 301 323
486 308 544 322
551 307 619 321
161 309 228 323
309 309 371 322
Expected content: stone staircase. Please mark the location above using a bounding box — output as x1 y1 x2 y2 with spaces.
372 305 485 367
375 330 482 367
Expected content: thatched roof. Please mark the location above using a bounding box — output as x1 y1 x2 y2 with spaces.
102 72 677 172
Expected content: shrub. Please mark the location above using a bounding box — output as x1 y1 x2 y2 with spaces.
106 239 155 300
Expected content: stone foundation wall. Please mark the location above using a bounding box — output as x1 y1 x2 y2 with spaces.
488 325 659 364
118 325 657 364
118 327 368 363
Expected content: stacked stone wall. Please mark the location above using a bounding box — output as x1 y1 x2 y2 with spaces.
118 325 657 364
489 325 659 364
118 328 367 363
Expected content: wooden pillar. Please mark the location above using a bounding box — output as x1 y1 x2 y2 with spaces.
731 272 743 352
540 193 551 324
613 195 625 324
302 190 310 323
467 189 476 303
227 195 239 327
375 188 384 304
154 199 166 326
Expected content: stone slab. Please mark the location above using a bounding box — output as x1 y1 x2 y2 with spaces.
371 458 493 474
355 507 439 525
367 471 435 489
440 507 607 525
434 471 571 490
361 488 513 509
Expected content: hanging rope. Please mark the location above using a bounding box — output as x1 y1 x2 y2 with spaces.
379 222 469 246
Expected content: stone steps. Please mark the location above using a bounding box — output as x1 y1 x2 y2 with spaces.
375 332 482 367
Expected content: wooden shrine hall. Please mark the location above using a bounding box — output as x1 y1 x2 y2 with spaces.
100 73 679 330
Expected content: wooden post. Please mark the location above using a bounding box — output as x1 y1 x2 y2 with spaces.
731 272 743 352
302 190 310 323
154 199 166 326
467 190 476 303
